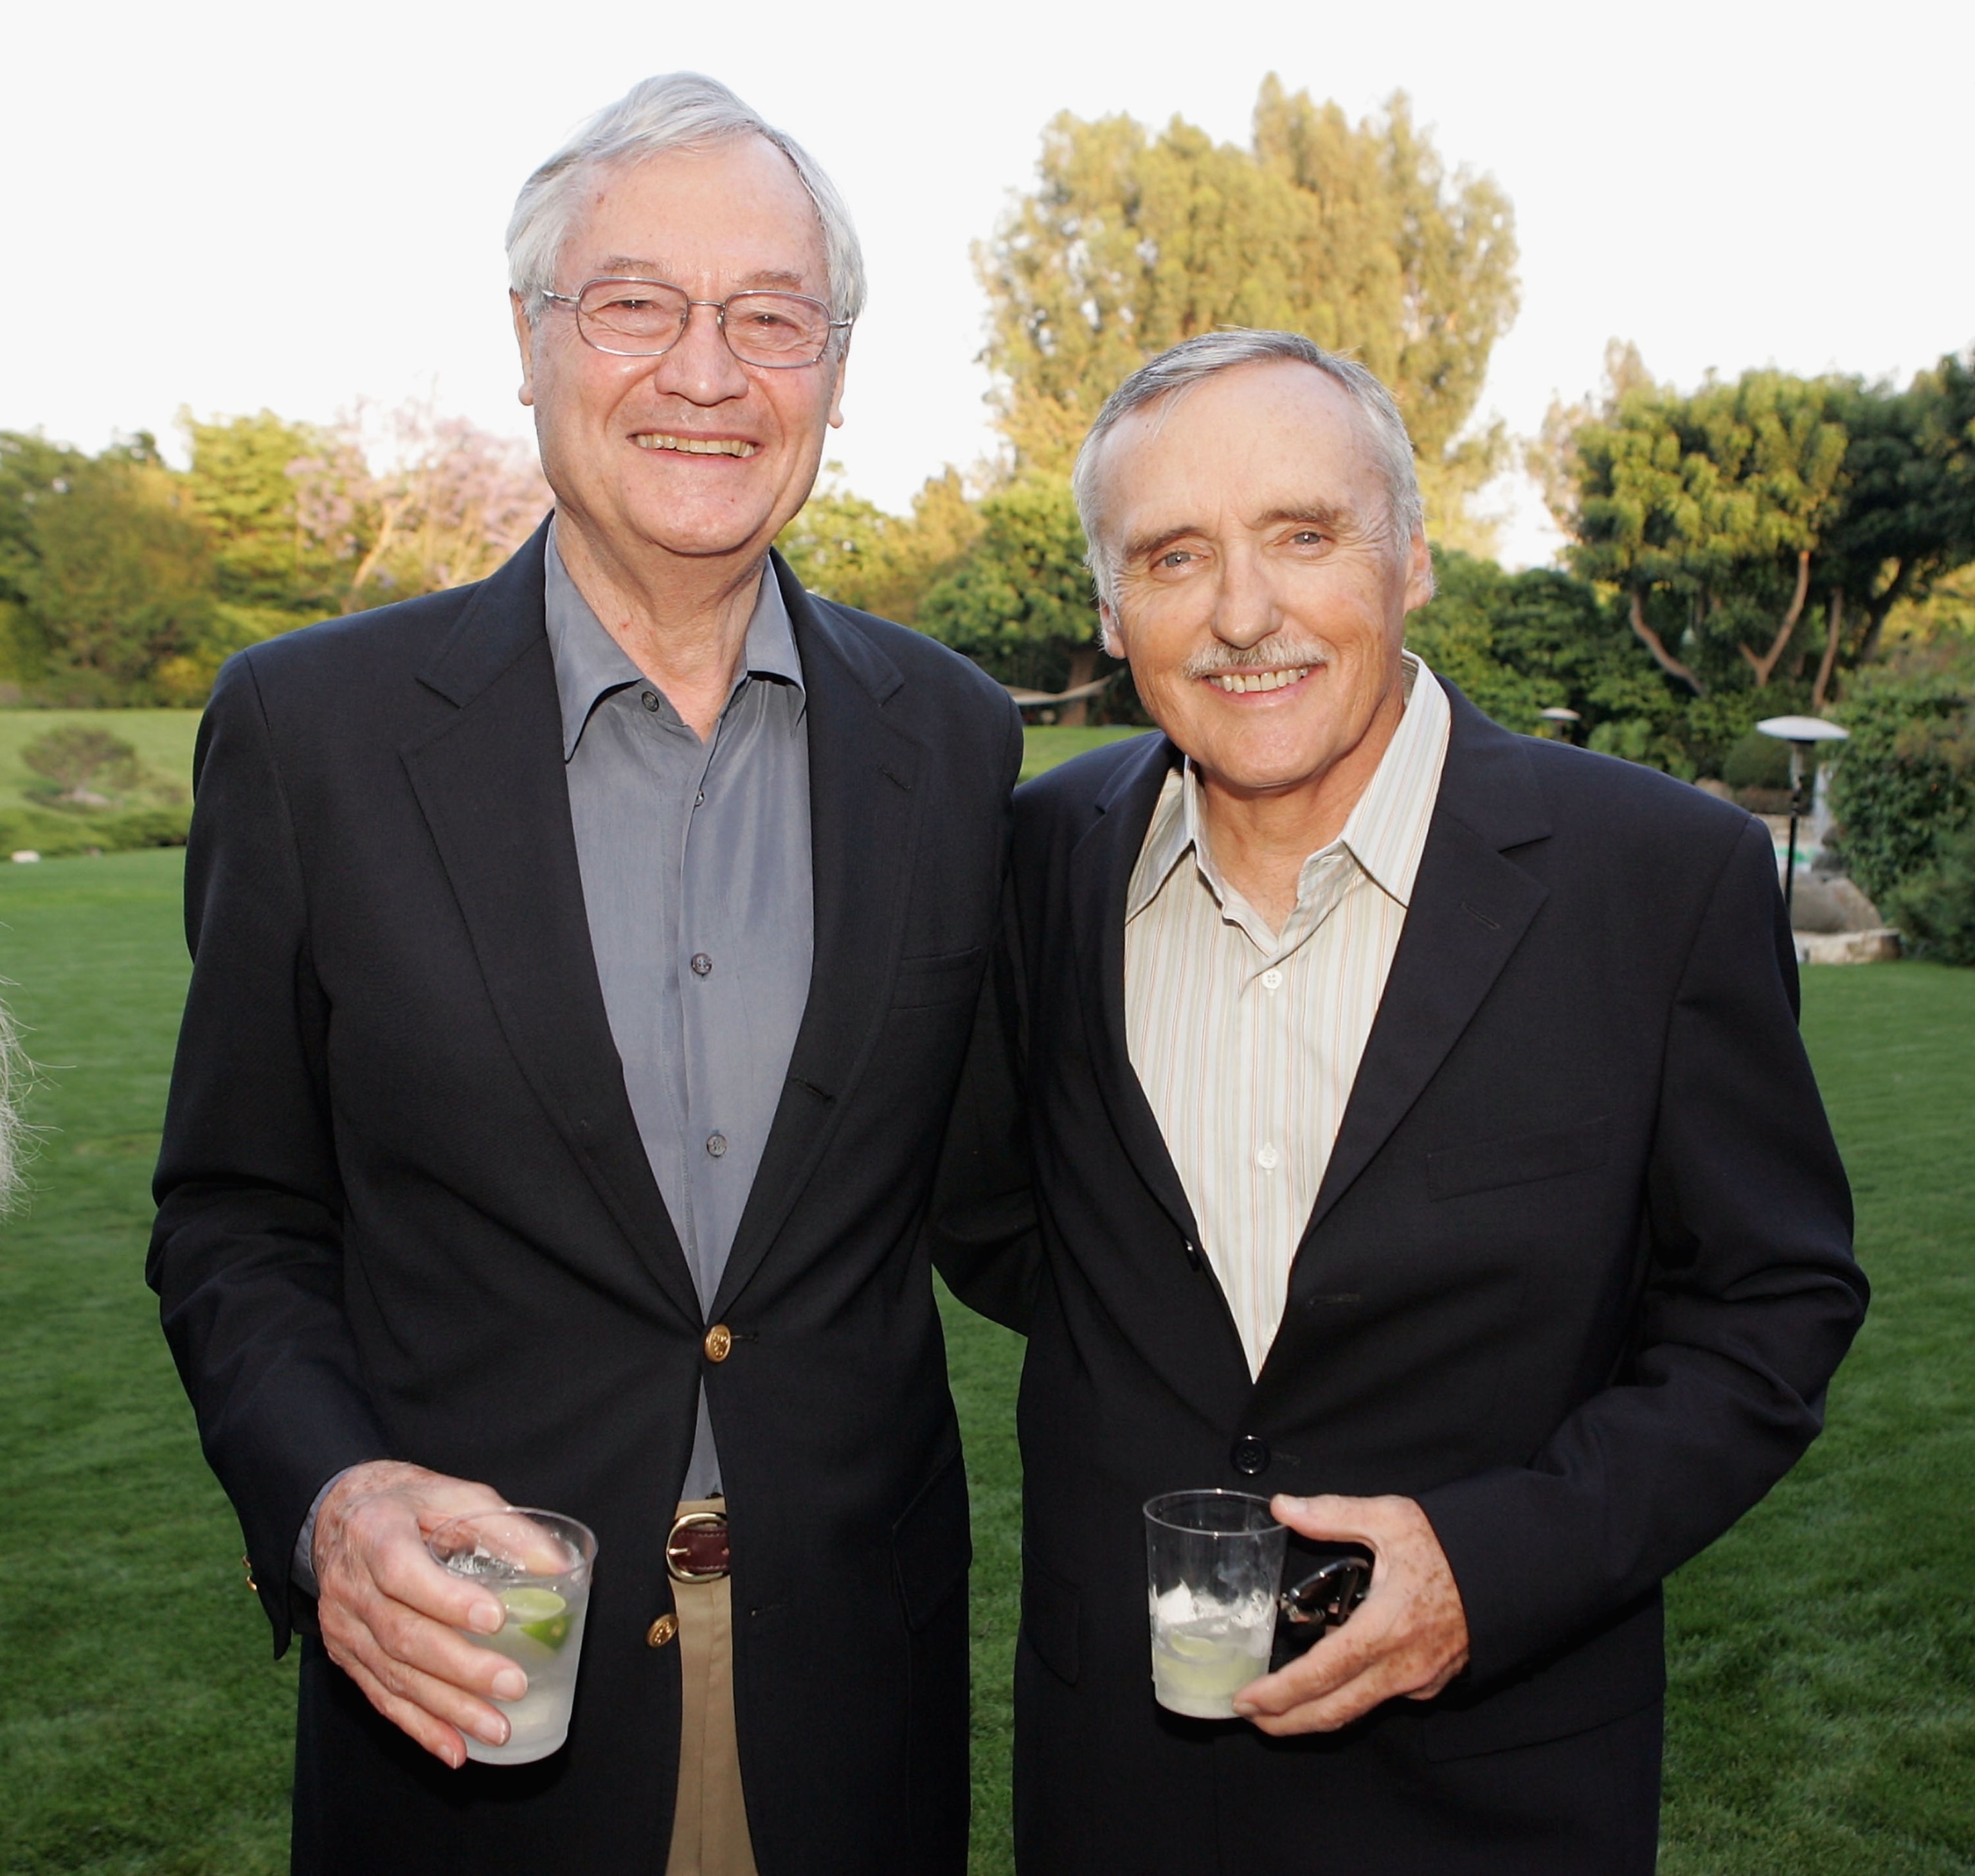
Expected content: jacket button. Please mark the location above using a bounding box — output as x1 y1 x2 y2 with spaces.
646 1614 678 1648
703 1323 734 1362
1231 1434 1270 1476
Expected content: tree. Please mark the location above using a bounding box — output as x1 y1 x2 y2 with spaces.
288 395 550 614
917 475 1109 721
183 408 345 623
1556 367 1848 700
777 467 983 624
19 725 145 804
0 431 93 687
13 439 217 703
978 80 1519 544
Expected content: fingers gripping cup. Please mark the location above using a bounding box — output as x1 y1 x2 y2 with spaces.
428 1507 598 1765
1144 1491 1287 1718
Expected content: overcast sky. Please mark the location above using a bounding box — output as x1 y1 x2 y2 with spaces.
6 0 1968 566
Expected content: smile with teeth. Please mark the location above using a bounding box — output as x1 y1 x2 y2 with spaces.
633 433 759 457
1207 667 1312 694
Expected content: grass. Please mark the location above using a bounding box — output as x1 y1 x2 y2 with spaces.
0 712 200 814
3 845 1971 1873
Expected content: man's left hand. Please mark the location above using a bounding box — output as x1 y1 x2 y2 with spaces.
1232 1493 1470 1735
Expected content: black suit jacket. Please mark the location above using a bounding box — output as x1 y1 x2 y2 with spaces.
934 687 1866 1875
149 524 1022 1875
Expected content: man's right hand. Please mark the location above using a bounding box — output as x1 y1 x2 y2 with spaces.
311 1460 516 1768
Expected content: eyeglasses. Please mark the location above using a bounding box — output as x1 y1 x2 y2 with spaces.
541 277 851 369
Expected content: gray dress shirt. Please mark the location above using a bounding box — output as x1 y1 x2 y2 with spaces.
293 528 813 1585
546 526 813 1500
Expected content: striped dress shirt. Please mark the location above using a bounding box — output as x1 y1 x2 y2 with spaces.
1123 656 1452 1377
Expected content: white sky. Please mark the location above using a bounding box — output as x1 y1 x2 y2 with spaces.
5 0 1969 568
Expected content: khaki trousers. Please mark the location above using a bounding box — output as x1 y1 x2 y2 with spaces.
664 1499 759 1876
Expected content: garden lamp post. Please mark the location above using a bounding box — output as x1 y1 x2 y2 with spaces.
1539 706 1582 743
1756 715 1851 919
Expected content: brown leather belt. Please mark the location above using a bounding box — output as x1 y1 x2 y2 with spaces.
667 1510 730 1583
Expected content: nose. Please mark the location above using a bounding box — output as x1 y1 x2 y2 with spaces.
647 300 750 405
1210 541 1282 651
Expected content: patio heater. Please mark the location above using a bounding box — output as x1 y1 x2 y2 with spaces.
1754 715 1851 919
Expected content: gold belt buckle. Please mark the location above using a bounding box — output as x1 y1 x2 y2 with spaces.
666 1509 730 1583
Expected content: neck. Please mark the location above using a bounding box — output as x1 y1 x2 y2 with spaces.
554 512 768 740
1196 678 1407 930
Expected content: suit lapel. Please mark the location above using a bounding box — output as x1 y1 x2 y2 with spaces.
1069 734 1203 1245
401 521 701 1324
1294 691 1553 1258
712 561 926 1315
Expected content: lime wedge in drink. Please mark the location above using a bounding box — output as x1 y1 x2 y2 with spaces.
500 1587 571 1648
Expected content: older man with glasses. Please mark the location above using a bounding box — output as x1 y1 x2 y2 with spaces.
150 73 1018 1876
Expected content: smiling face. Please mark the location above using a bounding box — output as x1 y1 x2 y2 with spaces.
1090 359 1434 812
513 135 845 574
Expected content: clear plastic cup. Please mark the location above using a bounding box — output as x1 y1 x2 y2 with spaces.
428 1506 598 1764
1144 1490 1286 1718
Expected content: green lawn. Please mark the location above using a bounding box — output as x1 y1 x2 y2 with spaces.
0 711 201 813
1 848 1970 1874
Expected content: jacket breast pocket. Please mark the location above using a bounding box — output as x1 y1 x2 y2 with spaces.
893 1444 972 1630
892 946 988 1011
1427 1115 1612 1202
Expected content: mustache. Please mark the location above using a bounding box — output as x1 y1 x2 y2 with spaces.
1179 643 1331 681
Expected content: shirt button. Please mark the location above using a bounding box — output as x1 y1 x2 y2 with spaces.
1256 1144 1280 1171
1231 1434 1270 1475
706 1132 728 1159
690 953 713 977
646 1613 678 1648
641 690 660 712
1261 968 1283 992
703 1323 734 1362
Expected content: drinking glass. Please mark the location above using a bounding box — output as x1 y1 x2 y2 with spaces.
1144 1490 1286 1718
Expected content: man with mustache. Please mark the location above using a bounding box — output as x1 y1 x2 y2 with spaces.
152 73 1016 1874
935 329 1864 1872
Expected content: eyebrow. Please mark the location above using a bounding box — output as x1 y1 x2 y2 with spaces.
591 258 814 293
1119 501 1364 567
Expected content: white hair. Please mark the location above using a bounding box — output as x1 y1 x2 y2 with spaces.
1071 329 1427 603
0 997 29 1212
507 73 865 335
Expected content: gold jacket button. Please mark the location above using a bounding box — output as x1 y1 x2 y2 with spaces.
703 1323 734 1362
646 1614 678 1648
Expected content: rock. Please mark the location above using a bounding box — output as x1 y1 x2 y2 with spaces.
9 850 41 864
1788 876 1885 933
1794 928 1902 965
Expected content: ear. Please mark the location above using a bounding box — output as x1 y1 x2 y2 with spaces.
511 293 537 408
826 336 851 429
1099 598 1127 661
1400 530 1435 615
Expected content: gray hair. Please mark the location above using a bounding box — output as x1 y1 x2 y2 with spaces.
1071 330 1426 602
0 996 29 1213
507 73 865 334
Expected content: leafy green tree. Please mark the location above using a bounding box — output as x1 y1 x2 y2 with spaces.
978 79 1518 543
777 467 983 624
918 475 1110 721
1560 368 1848 699
0 431 93 687
1408 549 1693 762
20 725 145 804
183 409 343 622
1828 645 1974 906
13 440 218 704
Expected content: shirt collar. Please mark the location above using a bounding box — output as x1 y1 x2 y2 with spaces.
543 518 805 762
1124 652 1450 921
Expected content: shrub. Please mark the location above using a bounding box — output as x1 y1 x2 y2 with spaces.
1828 649 1975 905
1884 821 1975 965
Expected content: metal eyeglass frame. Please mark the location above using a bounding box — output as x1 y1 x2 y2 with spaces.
541 277 852 369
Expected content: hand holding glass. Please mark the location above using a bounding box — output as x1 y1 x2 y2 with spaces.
426 1507 597 1764
1144 1490 1287 1718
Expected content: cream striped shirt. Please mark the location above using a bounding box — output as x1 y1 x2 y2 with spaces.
1123 656 1452 1377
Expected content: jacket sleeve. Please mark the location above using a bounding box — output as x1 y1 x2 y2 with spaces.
1416 815 1868 1684
147 651 392 1650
